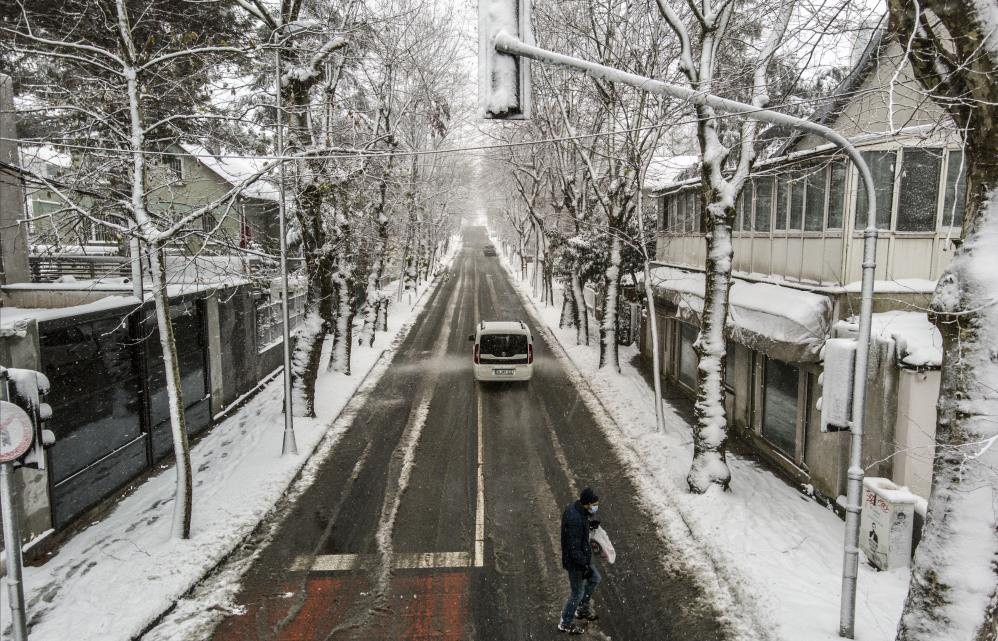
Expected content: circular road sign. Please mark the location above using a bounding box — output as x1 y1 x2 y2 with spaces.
0 400 33 463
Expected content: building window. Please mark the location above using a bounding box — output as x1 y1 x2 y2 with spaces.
735 190 745 231
789 171 805 230
672 192 686 234
755 177 772 232
678 322 698 390
856 150 896 229
776 176 789 230
896 148 942 232
724 341 736 390
687 190 699 233
804 165 826 231
164 155 184 180
827 161 846 229
942 150 966 229
762 357 799 460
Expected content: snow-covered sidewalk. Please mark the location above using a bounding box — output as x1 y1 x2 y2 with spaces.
0 238 461 641
499 250 910 641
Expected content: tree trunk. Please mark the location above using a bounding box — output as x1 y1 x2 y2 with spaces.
887 2 998 637
895 144 998 641
687 198 733 493
329 214 353 375
148 244 192 538
360 217 388 347
291 187 334 417
378 297 389 332
572 271 588 346
598 234 621 372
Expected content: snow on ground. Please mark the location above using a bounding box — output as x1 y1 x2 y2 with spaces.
496 247 910 641
0 237 462 641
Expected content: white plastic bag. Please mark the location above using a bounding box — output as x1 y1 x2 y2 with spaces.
590 526 616 564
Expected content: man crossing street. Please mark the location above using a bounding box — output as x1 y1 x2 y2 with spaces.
558 487 602 634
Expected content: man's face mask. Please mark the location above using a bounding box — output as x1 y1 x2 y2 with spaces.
588 504 599 514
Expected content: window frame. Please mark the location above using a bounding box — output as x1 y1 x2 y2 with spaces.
753 354 808 467
894 147 944 235
939 148 967 232
164 154 185 181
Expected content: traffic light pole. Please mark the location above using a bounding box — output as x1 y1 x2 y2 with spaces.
489 30 879 638
1 461 28 641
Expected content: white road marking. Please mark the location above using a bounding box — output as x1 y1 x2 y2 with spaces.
475 390 485 567
293 551 473 572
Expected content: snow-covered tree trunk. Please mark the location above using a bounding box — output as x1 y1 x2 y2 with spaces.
269 15 348 415
330 270 353 374
655 0 791 493
887 1 998 637
598 234 621 372
688 190 735 492
289 186 334 417
572 271 589 345
560 278 575 327
360 210 389 347
329 212 353 375
377 298 389 332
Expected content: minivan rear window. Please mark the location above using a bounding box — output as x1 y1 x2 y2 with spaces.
480 334 528 356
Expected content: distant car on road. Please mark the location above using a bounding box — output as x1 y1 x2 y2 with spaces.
469 321 534 382
483 245 497 256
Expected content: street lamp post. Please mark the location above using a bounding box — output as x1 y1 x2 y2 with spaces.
273 27 297 456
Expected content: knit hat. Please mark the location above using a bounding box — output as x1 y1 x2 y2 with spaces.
580 487 599 505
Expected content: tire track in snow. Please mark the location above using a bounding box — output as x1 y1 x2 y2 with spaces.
323 259 465 638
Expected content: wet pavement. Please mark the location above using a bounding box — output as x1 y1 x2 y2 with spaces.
183 226 733 641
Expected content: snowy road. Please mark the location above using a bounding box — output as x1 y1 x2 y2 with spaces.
182 227 731 640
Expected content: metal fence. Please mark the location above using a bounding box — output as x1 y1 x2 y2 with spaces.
255 282 306 353
29 254 130 282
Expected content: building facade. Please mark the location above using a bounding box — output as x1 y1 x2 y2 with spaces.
641 32 956 503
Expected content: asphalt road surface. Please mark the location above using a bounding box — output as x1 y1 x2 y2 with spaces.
201 226 732 641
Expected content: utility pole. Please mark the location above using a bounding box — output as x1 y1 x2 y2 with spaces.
273 20 298 456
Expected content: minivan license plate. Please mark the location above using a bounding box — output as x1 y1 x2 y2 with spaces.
493 368 515 376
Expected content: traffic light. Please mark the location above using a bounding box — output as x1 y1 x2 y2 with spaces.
0 366 53 469
478 0 532 119
816 338 855 432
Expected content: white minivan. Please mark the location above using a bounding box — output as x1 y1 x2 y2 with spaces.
469 321 534 382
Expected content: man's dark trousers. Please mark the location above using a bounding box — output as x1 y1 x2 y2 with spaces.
560 564 602 626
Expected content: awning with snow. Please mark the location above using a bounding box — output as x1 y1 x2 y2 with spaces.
647 266 832 363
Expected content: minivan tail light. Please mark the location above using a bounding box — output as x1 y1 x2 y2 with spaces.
474 344 480 364
527 344 533 364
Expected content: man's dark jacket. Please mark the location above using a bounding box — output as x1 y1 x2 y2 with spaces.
560 500 591 571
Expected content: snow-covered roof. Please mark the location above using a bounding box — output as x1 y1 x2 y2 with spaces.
0 295 141 326
178 143 279 202
20 144 72 169
647 265 832 362
643 155 699 192
835 311 942 368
